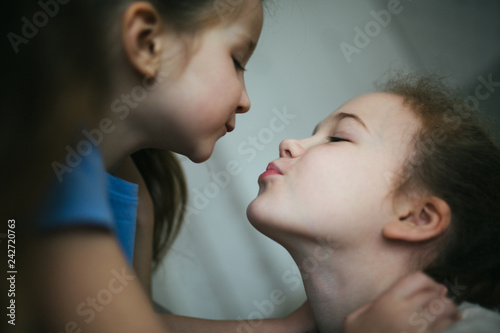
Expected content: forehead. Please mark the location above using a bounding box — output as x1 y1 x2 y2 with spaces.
318 93 420 146
219 0 264 30
322 93 415 128
214 0 263 50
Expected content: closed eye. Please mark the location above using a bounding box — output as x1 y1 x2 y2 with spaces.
328 136 349 143
233 58 247 72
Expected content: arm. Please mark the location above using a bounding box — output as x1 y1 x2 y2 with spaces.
343 272 460 333
36 228 317 333
35 228 166 333
159 301 317 333
104 157 318 332
112 156 155 297
131 171 155 297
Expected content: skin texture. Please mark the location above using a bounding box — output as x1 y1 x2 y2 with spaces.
34 1 303 333
344 272 460 333
35 1 456 331
248 93 418 245
248 93 458 332
101 0 264 168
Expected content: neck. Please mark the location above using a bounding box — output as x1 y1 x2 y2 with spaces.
97 77 152 172
99 119 144 172
287 239 412 333
98 61 153 172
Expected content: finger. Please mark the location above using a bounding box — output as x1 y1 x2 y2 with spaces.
427 317 459 333
427 299 460 325
411 293 459 330
388 289 449 329
345 301 374 320
420 286 457 315
389 272 443 300
433 291 459 320
403 289 446 317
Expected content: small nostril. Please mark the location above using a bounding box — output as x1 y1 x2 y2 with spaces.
279 139 296 158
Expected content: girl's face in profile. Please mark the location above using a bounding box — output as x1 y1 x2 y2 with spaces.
247 93 421 248
143 0 264 163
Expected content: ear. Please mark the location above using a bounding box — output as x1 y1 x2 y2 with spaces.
122 2 164 77
383 196 451 242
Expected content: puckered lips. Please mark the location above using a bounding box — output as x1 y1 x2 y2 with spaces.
221 123 235 137
258 162 283 182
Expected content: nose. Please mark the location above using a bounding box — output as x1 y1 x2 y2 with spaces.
236 85 251 114
279 138 306 158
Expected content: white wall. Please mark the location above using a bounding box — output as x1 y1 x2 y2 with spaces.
153 0 500 321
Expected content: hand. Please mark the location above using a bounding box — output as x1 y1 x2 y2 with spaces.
285 301 319 333
343 272 460 333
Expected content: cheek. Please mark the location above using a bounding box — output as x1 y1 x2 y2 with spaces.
294 150 358 196
293 149 392 222
212 75 242 110
249 148 398 242
191 73 240 123
201 54 243 104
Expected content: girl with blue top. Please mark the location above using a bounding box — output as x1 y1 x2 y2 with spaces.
32 1 459 332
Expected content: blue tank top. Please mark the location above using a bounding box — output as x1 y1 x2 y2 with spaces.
106 173 138 264
37 145 138 265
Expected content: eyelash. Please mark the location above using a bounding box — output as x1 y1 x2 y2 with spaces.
327 136 349 143
233 58 247 72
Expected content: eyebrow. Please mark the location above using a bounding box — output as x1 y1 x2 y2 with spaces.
333 112 369 132
312 123 321 135
313 112 369 135
247 36 257 52
243 35 257 54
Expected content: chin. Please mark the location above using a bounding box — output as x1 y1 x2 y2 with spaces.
246 199 261 227
186 144 215 164
247 196 271 230
248 196 321 250
247 201 297 250
247 197 282 238
188 154 210 164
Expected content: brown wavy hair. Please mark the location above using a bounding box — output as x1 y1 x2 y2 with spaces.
383 73 500 310
132 149 187 267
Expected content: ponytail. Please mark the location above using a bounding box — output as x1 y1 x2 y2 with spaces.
132 149 187 268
